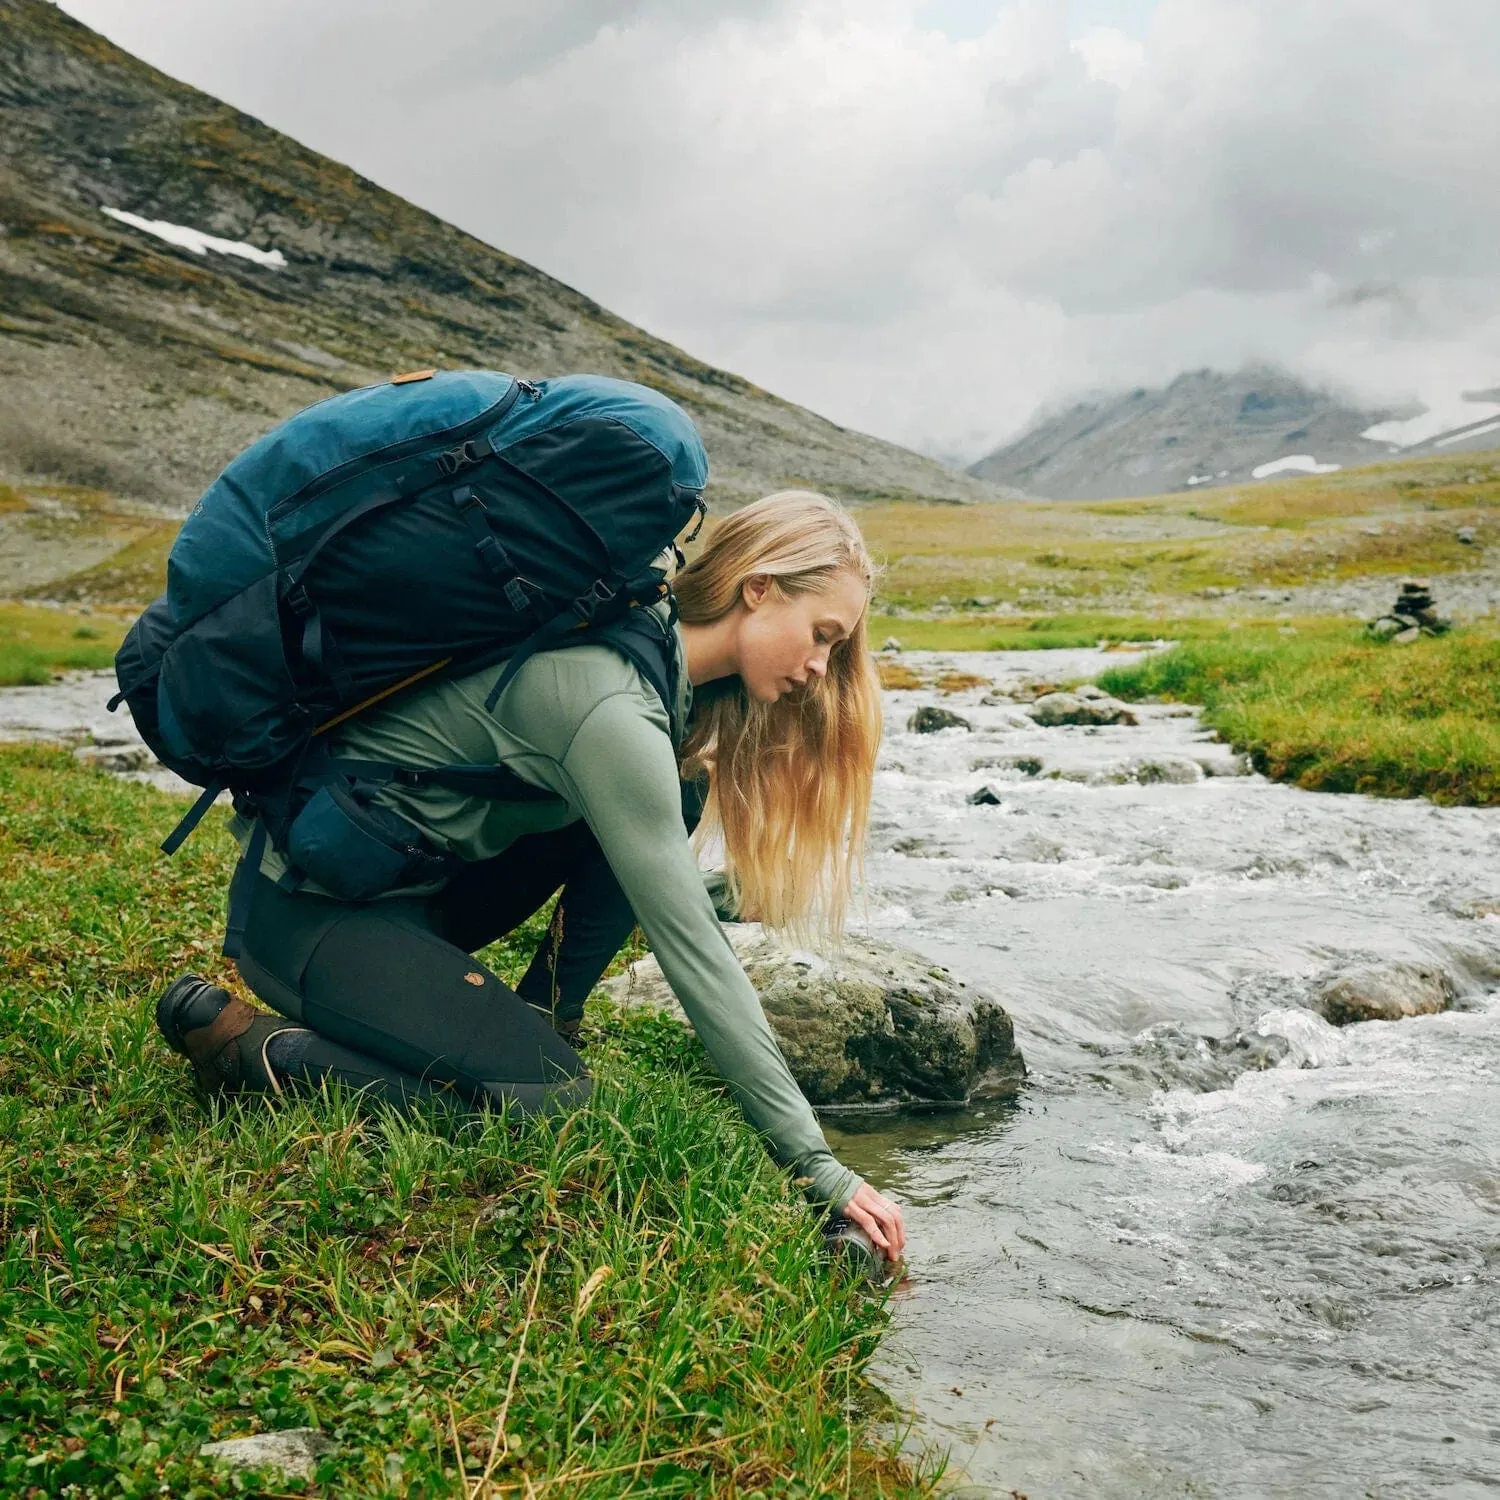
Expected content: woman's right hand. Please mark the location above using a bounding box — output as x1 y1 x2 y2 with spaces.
841 1181 906 1262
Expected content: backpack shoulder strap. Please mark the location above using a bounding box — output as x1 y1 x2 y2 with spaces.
591 602 684 747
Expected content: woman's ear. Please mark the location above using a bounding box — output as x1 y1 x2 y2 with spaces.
741 573 772 611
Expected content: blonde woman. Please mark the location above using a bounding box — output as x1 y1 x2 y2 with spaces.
155 490 906 1260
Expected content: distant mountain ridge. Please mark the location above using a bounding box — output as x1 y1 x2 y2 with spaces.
969 368 1500 501
0 0 1007 513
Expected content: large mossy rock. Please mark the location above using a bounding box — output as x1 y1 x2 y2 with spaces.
600 926 1024 1110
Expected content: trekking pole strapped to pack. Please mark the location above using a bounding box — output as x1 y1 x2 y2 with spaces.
111 369 709 917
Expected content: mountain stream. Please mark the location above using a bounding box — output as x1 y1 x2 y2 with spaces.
837 648 1500 1498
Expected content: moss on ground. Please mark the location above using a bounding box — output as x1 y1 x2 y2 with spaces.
0 746 938 1497
1097 621 1500 805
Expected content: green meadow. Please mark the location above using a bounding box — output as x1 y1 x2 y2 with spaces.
0 746 937 1497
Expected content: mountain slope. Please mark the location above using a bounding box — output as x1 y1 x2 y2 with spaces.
0 0 1003 513
968 368 1498 502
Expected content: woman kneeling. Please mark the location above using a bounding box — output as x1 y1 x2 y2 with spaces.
156 490 905 1257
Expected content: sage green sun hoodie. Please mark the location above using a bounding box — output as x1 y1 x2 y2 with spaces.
235 605 861 1212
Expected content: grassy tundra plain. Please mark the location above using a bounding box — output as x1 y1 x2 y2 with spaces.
1 447 1497 1494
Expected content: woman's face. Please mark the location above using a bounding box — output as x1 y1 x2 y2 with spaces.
735 568 868 704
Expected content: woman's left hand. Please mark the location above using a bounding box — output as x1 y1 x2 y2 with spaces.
841 1181 906 1262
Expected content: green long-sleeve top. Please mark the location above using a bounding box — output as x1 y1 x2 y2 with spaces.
238 610 861 1211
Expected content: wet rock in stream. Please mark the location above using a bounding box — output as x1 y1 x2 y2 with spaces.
1092 1023 1293 1094
908 704 971 734
972 754 1044 776
1313 960 1456 1025
600 926 1024 1109
1028 686 1138 727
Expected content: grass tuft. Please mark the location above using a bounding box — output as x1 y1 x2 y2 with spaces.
1097 622 1500 805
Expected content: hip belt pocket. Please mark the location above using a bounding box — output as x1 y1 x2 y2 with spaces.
286 781 451 901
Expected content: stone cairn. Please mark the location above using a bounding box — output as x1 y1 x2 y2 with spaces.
1366 579 1451 643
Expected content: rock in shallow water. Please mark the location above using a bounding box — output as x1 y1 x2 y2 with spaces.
200 1428 333 1479
908 704 971 734
600 926 1024 1109
1313 961 1455 1025
1028 691 1138 727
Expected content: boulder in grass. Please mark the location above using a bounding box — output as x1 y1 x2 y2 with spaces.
908 704 971 734
200 1429 333 1480
1313 961 1455 1026
1028 691 1138 727
600 926 1024 1109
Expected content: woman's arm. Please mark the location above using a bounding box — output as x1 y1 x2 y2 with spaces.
537 685 863 1211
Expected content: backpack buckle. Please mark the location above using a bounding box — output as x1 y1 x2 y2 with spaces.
437 439 484 478
572 580 616 621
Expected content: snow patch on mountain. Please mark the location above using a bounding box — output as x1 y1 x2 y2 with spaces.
1362 397 1500 448
102 207 287 268
1251 455 1342 480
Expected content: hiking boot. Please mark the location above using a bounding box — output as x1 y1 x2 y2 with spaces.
155 972 304 1097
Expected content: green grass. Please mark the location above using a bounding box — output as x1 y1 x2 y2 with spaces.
867 612 1322 652
44 523 177 608
1097 621 1500 805
0 602 130 686
854 447 1500 611
0 746 937 1498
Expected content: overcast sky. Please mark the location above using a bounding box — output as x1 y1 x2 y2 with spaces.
58 0 1500 462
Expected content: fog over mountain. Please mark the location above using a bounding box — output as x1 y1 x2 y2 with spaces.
54 0 1500 464
970 368 1500 501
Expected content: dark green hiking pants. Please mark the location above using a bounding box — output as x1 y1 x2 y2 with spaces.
235 819 634 1115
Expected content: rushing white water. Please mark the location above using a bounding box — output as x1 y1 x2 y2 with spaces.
835 649 1500 1498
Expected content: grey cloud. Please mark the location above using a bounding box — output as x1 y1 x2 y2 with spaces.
56 0 1500 458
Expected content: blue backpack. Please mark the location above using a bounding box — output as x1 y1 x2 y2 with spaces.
112 370 708 943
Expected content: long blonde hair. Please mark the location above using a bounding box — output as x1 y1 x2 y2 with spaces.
675 490 882 938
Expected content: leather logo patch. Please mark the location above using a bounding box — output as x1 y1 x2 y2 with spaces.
463 971 486 987
391 368 437 385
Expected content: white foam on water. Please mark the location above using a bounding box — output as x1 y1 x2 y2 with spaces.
1090 1136 1269 1198
102 207 287 268
1148 998 1500 1168
1254 1006 1349 1068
